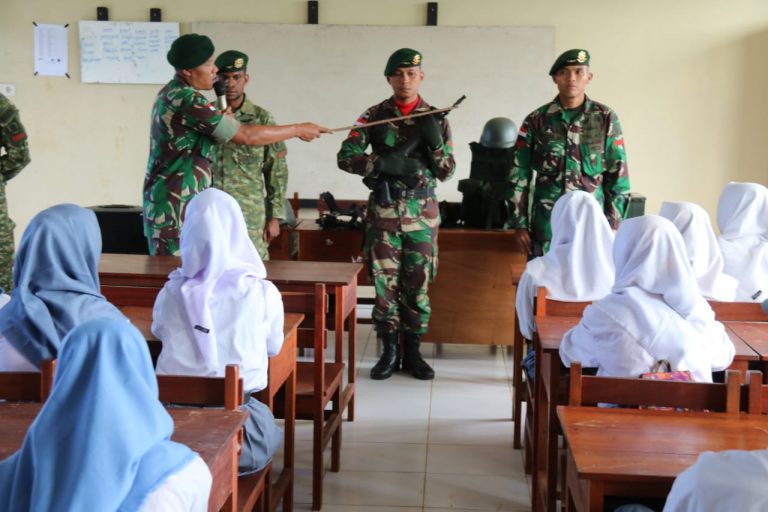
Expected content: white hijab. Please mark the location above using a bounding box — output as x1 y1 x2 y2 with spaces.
716 182 768 302
559 216 734 382
664 450 768 512
659 201 739 302
165 188 267 370
524 190 614 300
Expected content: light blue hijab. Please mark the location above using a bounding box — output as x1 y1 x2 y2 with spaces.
0 318 196 511
0 204 124 367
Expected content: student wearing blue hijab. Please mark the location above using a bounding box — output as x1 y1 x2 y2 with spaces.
0 318 212 511
0 204 125 370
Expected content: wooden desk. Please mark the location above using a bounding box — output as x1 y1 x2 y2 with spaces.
0 402 248 512
100 254 361 421
558 406 768 512
531 316 759 512
294 220 526 345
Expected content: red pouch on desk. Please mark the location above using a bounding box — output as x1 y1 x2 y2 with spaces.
639 360 694 410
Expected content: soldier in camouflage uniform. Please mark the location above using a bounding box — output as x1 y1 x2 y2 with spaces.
144 34 327 256
0 94 30 292
212 50 288 260
507 49 630 257
338 48 455 381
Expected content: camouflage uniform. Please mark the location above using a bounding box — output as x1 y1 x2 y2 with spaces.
143 74 240 255
508 96 629 252
212 95 288 260
0 94 30 291
337 97 455 334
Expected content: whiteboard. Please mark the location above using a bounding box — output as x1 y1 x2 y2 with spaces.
191 23 555 202
79 21 179 84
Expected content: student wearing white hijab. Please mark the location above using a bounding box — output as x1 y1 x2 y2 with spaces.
515 190 614 341
716 182 768 302
559 216 734 382
663 450 768 512
0 318 212 511
659 201 739 302
153 188 284 475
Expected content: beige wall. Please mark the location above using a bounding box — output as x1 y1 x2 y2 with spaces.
2 0 768 240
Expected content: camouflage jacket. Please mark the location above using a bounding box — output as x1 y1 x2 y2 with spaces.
212 96 288 257
337 96 455 232
143 74 240 240
0 94 30 186
508 96 630 243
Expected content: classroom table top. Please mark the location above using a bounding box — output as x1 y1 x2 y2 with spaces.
558 405 768 482
535 316 764 361
99 253 362 287
0 402 248 464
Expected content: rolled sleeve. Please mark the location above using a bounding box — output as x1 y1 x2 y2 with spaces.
212 115 241 143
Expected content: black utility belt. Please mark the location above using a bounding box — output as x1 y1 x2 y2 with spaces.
390 186 435 199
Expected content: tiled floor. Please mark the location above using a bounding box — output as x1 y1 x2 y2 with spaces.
276 322 531 511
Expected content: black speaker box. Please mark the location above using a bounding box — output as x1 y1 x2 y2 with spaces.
89 205 148 255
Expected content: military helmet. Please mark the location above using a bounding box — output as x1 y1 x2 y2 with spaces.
479 117 518 149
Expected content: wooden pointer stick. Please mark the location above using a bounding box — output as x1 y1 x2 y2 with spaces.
331 94 466 133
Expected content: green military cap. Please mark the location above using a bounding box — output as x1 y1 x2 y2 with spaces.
549 49 590 76
215 50 249 73
384 48 422 76
167 33 215 69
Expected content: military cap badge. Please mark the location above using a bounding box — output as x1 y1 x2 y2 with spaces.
412 54 421 65
577 51 587 63
234 58 244 69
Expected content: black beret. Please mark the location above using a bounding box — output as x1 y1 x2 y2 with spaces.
384 48 422 76
549 49 590 76
167 34 215 69
215 50 248 73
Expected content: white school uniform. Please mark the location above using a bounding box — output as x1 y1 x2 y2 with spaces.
515 191 614 340
559 216 734 382
663 450 768 512
716 182 768 302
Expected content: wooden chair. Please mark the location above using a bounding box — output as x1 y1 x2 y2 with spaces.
569 361 741 412
520 288 591 473
157 364 267 512
0 359 56 402
278 283 343 511
567 361 740 511
709 300 767 321
746 370 768 413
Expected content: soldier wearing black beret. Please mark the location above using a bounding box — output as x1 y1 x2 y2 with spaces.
144 34 329 256
507 48 631 257
337 48 456 381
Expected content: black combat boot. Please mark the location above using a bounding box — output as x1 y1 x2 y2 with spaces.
370 331 400 380
401 332 435 380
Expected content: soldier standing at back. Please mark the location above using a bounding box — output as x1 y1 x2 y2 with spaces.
0 94 30 291
144 34 328 256
337 48 456 381
212 50 288 260
508 49 630 257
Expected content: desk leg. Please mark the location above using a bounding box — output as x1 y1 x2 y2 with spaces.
282 366 296 512
727 360 748 384
531 340 544 512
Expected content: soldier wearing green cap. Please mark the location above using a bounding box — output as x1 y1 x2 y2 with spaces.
337 48 456 381
507 48 630 257
144 34 329 256
0 94 30 292
211 50 289 260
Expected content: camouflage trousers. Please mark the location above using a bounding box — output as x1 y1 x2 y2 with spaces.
244 212 269 261
364 224 438 335
147 237 180 256
0 207 15 292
